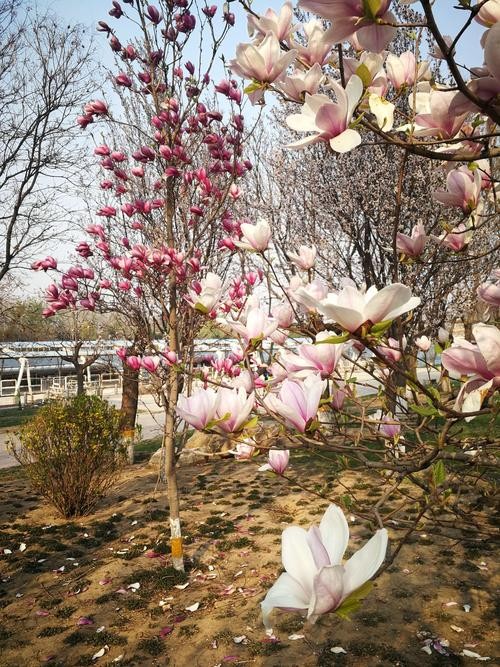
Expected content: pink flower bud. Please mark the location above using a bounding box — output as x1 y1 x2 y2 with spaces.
126 356 142 371
146 4 162 24
116 72 132 87
94 145 110 156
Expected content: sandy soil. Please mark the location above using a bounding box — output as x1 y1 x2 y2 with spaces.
0 455 497 667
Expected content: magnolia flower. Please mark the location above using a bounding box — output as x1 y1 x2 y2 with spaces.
295 283 421 333
435 223 473 252
377 337 404 362
229 33 297 84
236 219 272 251
282 332 343 378
344 52 387 96
276 63 325 102
475 0 500 27
396 223 427 258
215 388 255 433
415 335 432 352
261 504 388 630
225 307 278 343
441 324 500 417
272 301 295 328
247 2 294 41
176 388 218 430
187 272 223 313
413 90 470 139
290 278 328 310
368 94 394 131
433 166 482 212
386 51 430 89
331 382 348 410
289 19 336 66
477 281 500 307
286 76 363 153
371 410 401 439
233 441 256 459
299 0 396 52
260 449 290 474
264 374 326 432
288 245 317 271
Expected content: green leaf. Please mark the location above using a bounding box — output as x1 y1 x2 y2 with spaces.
194 303 209 314
409 403 439 417
432 460 446 487
362 0 382 19
434 342 443 355
241 415 259 431
244 81 263 95
335 581 373 620
317 332 351 344
369 319 393 335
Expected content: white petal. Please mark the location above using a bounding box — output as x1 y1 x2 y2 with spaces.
319 505 349 565
307 564 345 621
261 572 309 630
329 129 362 153
282 526 317 595
343 528 388 598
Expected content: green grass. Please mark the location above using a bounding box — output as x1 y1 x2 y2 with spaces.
0 406 40 429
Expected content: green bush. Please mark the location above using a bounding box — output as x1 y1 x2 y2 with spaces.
10 396 125 517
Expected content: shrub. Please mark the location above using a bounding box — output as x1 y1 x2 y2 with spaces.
10 395 125 517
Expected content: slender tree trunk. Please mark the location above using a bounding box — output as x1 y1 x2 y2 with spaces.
163 367 183 571
120 362 139 431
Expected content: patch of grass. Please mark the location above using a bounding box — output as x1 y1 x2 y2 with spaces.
0 406 40 428
137 637 164 656
218 536 253 551
37 626 67 638
178 624 199 638
124 566 187 592
248 639 288 656
63 630 127 647
198 517 235 539
55 605 77 619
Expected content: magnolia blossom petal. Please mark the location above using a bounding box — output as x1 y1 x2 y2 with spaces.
261 572 309 629
308 565 345 622
473 324 500 376
318 303 365 332
343 529 388 598
282 526 318 596
329 128 362 153
319 504 349 565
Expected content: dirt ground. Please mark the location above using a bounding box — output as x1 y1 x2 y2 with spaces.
0 454 498 667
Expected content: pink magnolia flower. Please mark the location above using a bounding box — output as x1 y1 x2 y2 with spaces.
475 0 500 27
261 504 388 631
295 283 421 333
438 327 450 345
260 449 290 474
229 33 297 84
413 90 470 139
176 388 218 430
142 356 160 373
433 166 482 212
288 245 317 271
441 324 500 416
282 332 344 378
415 336 432 352
435 223 473 252
225 307 278 343
477 281 500 307
344 52 387 96
32 256 57 271
264 374 326 432
377 337 404 362
331 381 348 410
187 272 223 313
290 278 328 311
290 19 336 66
385 51 431 89
272 302 295 328
372 410 401 439
396 223 427 258
247 2 294 41
126 356 142 371
286 76 363 153
236 219 272 251
215 387 255 433
233 441 256 460
299 0 396 52
276 63 325 102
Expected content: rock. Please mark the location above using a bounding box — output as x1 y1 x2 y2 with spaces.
148 448 163 468
184 431 233 454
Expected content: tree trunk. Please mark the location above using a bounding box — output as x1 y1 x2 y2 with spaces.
163 368 183 571
120 362 139 431
76 366 85 396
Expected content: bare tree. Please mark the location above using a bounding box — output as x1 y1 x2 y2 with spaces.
0 3 95 281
